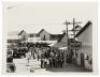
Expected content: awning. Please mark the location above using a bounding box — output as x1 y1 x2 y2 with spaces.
52 42 68 48
59 47 67 50
49 43 55 46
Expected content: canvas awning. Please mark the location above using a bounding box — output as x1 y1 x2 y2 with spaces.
59 47 67 50
52 42 68 48
49 43 55 46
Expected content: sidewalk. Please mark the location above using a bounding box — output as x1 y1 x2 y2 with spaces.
46 63 90 72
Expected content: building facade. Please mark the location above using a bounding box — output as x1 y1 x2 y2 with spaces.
28 33 40 43
27 29 63 44
18 30 28 43
75 21 92 71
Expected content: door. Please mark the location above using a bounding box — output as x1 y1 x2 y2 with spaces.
80 53 85 67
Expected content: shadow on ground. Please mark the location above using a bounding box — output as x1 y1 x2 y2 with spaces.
45 64 92 72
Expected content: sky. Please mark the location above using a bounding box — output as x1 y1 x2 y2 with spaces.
3 2 97 34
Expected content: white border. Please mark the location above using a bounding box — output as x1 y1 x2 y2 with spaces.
2 0 98 2
0 0 99 77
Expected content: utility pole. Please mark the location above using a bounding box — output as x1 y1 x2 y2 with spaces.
64 20 72 66
64 18 81 65
72 18 81 39
71 18 81 64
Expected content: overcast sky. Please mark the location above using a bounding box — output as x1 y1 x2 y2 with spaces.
3 2 97 34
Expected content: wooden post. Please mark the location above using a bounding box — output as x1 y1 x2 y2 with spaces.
64 20 71 66
72 18 81 64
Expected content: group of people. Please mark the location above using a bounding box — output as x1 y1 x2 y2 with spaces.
27 47 65 69
40 51 64 69
7 44 66 72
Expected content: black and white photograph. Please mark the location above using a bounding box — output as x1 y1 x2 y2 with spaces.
2 1 97 74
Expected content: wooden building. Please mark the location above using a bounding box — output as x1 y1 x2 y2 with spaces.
75 21 92 71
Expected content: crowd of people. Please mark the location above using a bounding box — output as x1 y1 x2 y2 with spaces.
7 43 70 72
26 46 65 69
40 47 64 68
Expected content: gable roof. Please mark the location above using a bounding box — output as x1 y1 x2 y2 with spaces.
75 21 92 37
57 33 66 42
38 29 47 35
52 33 68 47
18 30 26 35
59 33 68 43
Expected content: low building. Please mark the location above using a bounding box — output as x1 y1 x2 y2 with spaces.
27 29 63 45
28 33 40 43
75 21 92 71
7 30 28 49
18 30 28 43
38 29 50 41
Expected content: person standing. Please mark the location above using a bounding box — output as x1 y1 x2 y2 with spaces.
26 50 31 66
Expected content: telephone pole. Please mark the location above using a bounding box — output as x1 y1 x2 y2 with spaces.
64 18 81 65
71 18 81 64
64 20 72 66
72 18 81 39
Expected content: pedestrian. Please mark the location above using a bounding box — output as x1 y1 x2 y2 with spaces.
41 52 45 68
44 58 47 68
41 58 44 68
49 57 52 68
26 51 31 66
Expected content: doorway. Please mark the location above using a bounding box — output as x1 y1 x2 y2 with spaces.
80 53 85 67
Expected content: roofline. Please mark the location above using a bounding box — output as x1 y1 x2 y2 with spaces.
38 29 46 35
18 30 25 35
75 21 92 37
